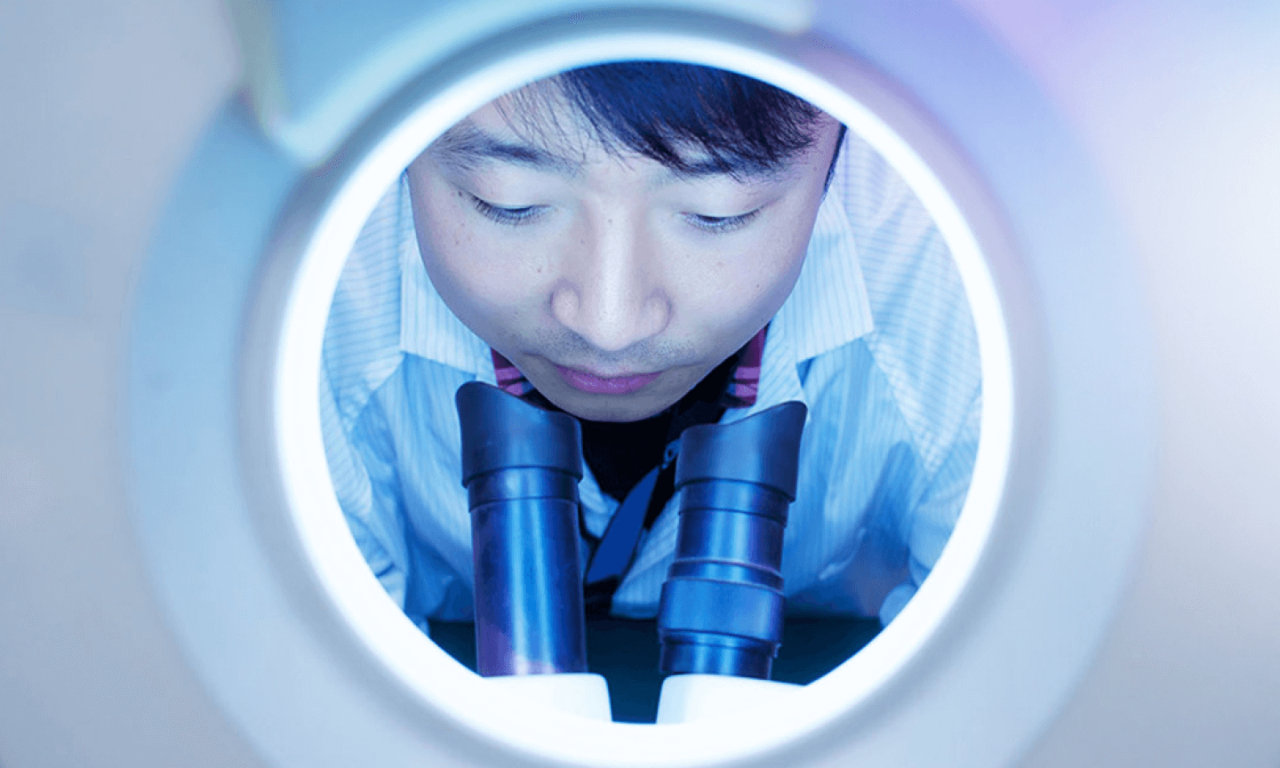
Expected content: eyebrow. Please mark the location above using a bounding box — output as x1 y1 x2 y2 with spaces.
665 156 789 184
429 119 790 183
430 120 582 176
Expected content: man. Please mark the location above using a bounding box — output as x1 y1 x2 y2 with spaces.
320 61 981 635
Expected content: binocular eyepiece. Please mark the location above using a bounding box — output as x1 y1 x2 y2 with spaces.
457 382 806 683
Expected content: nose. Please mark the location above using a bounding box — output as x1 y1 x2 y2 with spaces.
550 214 672 354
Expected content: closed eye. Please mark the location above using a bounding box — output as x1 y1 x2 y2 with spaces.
469 194 546 225
686 208 762 234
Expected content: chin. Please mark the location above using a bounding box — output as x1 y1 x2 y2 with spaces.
532 385 672 423
553 396 668 423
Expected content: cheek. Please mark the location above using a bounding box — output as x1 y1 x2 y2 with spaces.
741 200 823 313
418 195 545 318
678 231 808 336
419 208 485 310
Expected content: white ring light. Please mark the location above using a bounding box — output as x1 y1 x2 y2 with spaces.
270 22 1013 767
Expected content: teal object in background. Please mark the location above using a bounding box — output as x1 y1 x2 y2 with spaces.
226 0 815 164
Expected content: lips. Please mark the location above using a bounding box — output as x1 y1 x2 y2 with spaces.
554 364 660 395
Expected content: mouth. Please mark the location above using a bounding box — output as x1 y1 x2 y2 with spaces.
553 364 661 395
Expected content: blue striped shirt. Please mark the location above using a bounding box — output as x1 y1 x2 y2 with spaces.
320 133 982 628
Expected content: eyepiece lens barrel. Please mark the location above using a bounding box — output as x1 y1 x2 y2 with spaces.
657 402 807 679
456 382 588 677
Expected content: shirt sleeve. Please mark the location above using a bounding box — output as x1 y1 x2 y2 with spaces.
878 388 982 624
319 363 410 608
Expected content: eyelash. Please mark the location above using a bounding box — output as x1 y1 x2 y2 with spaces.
469 194 545 226
686 209 761 234
469 193 760 234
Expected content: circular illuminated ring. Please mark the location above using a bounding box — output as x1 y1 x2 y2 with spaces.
129 4 1152 766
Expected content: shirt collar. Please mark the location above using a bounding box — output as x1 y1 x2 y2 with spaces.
772 180 876 364
396 171 874 381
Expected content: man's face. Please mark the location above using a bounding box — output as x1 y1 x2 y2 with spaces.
406 85 842 422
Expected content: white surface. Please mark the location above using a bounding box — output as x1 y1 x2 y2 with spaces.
655 675 802 724
476 674 613 721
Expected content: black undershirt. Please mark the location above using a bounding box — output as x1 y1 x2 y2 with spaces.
524 349 744 502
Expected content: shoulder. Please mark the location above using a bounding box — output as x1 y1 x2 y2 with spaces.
322 181 413 429
832 135 982 471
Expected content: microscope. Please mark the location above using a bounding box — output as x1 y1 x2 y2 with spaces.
456 381 807 723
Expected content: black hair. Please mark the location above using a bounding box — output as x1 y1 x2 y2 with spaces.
511 61 846 184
